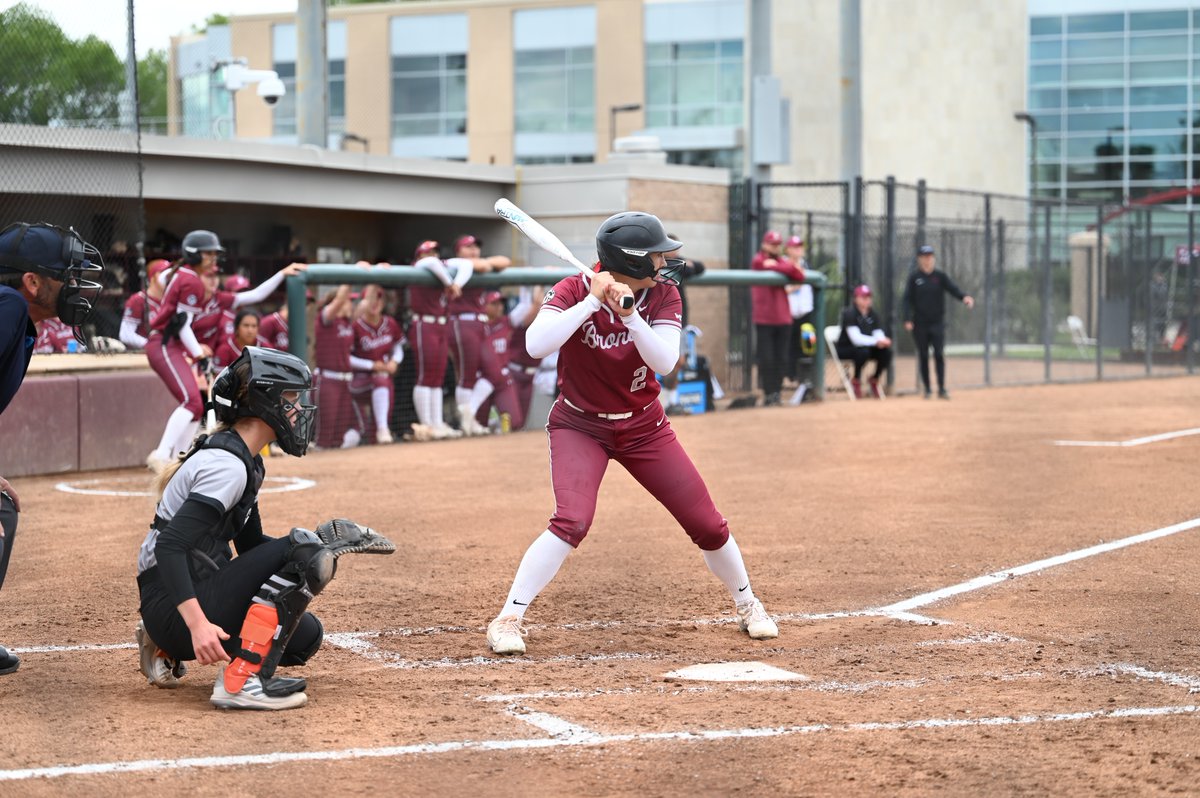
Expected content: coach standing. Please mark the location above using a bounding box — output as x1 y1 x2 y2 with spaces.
0 222 104 675
902 244 973 399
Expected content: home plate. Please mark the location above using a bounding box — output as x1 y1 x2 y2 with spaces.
664 661 808 682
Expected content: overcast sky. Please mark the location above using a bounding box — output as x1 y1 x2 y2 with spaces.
1 0 299 59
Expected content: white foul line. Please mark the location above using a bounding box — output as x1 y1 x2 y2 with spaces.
54 475 316 497
2 704 1197 782
877 516 1200 615
1053 427 1200 447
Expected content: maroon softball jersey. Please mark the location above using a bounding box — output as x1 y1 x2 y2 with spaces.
151 268 205 331
408 284 447 318
352 315 402 362
750 253 805 325
542 274 683 413
122 291 161 341
258 312 289 351
34 318 75 353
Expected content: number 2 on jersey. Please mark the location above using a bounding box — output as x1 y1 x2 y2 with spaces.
630 365 648 392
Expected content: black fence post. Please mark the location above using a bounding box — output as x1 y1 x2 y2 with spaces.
1189 209 1196 375
1144 208 1153 376
841 182 852 305
916 179 927 251
983 193 993 386
884 176 897 391
1096 205 1105 381
1043 203 1052 383
853 176 865 288
997 218 1007 357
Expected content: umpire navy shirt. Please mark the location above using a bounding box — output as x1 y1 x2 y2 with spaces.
0 285 36 415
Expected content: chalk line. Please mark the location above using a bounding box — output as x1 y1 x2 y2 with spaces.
876 516 1200 615
1053 427 1200 447
55 475 316 498
3 704 1196 782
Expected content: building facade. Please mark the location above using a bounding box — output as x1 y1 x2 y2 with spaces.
169 0 1027 192
1028 0 1200 207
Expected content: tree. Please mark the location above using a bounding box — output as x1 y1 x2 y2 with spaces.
0 3 123 126
137 49 169 123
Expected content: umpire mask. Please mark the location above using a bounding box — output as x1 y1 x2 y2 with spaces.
0 222 104 338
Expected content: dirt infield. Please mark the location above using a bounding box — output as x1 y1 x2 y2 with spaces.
2 376 1199 796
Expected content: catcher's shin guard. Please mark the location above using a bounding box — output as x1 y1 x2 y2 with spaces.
226 529 335 693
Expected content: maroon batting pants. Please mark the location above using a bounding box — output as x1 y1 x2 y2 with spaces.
450 317 485 389
545 398 729 550
410 319 449 389
146 336 204 420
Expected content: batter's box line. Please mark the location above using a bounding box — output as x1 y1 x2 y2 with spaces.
1053 427 1200 447
5 704 1200 782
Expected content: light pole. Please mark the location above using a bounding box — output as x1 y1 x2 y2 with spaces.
609 103 642 154
1014 111 1038 202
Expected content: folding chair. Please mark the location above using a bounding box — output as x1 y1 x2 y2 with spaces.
824 326 857 402
1067 315 1095 358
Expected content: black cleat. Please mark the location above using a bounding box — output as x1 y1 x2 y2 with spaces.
0 645 19 675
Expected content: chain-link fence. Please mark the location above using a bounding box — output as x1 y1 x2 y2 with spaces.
751 178 1199 396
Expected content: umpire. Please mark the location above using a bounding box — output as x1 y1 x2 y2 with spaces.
902 244 974 399
0 222 103 674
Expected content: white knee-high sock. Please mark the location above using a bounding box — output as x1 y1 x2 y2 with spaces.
702 535 756 603
371 387 390 431
500 530 574 619
154 407 195 459
174 420 200 457
456 386 472 409
468 378 494 415
413 386 433 426
432 388 446 428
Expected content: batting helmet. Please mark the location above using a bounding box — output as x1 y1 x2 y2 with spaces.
595 212 684 286
211 346 316 457
224 274 251 293
182 230 225 266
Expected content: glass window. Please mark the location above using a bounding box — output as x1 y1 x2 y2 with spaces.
1067 162 1122 181
1128 156 1186 180
1066 62 1121 84
272 61 297 136
1031 16 1063 36
1032 64 1062 85
1128 133 1184 156
643 37 744 131
1030 39 1061 61
1129 34 1187 58
1129 109 1186 130
1066 37 1123 60
1130 85 1187 106
1066 185 1123 201
1066 110 1124 132
514 46 594 134
1130 10 1188 32
1128 183 1176 200
1066 14 1124 35
1130 61 1187 82
329 58 345 123
1066 135 1122 158
391 52 469 138
1067 87 1123 108
1035 136 1062 158
1030 88 1062 110
1034 113 1062 133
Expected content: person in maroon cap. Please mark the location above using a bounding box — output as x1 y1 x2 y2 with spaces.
407 240 471 440
350 283 404 444
836 284 892 398
750 230 806 405
447 235 510 435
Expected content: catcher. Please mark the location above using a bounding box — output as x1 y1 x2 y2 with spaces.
133 346 394 710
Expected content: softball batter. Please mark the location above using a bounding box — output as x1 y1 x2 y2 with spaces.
486 212 778 655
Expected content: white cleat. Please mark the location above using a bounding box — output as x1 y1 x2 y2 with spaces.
376 428 394 445
210 666 308 711
431 424 463 440
135 620 185 688
458 405 489 436
487 614 528 655
735 598 779 640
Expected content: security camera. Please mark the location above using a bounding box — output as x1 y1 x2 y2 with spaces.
257 76 286 106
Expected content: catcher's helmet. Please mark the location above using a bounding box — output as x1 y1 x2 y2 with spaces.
595 212 684 286
182 230 225 266
210 346 316 457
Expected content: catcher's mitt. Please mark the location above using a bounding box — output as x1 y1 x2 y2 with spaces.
314 518 396 559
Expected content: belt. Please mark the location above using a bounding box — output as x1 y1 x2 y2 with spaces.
456 313 486 322
561 396 656 421
316 369 354 382
417 315 446 324
516 364 539 376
